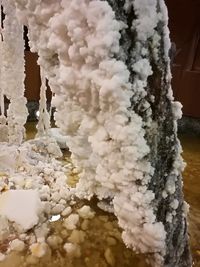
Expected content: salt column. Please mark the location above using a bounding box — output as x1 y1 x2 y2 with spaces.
0 1 8 142
0 1 4 116
1 0 28 144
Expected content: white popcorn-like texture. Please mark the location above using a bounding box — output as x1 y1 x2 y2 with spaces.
0 138 72 218
9 0 168 260
1 0 28 144
10 239 25 252
0 138 75 259
49 128 68 149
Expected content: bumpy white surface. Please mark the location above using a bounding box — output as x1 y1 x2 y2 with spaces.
0 137 79 259
49 128 68 149
0 138 72 231
0 190 43 231
10 0 168 258
1 0 28 144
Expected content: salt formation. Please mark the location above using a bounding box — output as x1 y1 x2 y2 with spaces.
0 0 191 266
1 0 28 144
0 0 8 142
36 68 51 137
0 138 74 260
11 0 167 262
37 66 68 148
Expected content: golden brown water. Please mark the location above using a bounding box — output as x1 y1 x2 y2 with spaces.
1 124 199 267
181 135 200 267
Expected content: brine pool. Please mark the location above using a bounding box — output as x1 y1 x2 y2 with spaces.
0 124 199 267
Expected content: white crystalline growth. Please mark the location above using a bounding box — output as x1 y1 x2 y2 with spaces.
0 143 28 171
1 0 28 145
49 128 68 149
0 0 6 121
0 190 44 231
77 205 95 219
11 0 166 259
10 239 25 252
36 68 51 137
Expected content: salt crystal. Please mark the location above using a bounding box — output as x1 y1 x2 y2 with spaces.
63 243 81 258
10 239 25 252
77 205 95 219
63 214 79 230
30 242 48 258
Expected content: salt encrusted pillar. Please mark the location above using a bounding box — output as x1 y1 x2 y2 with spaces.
11 0 191 266
0 1 8 142
105 1 192 266
0 1 4 116
1 0 28 144
36 67 51 137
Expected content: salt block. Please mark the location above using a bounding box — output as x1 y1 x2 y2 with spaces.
0 190 43 231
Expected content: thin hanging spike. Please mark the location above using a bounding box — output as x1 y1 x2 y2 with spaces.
36 67 51 137
0 1 5 118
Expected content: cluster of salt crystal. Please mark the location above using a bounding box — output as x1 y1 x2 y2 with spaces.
9 0 168 259
0 143 29 171
1 0 28 145
0 138 74 260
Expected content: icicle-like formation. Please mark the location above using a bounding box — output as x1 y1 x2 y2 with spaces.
1 0 28 144
0 2 3 115
36 67 51 137
0 2 4 117
0 1 8 142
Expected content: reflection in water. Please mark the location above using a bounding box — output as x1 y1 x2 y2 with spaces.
1 124 199 267
181 135 200 267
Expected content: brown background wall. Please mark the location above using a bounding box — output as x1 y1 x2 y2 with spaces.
24 51 52 102
166 0 200 118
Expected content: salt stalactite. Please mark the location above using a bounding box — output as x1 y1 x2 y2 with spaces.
0 2 4 116
36 67 51 137
0 1 3 114
11 0 191 266
1 0 28 144
0 1 8 142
